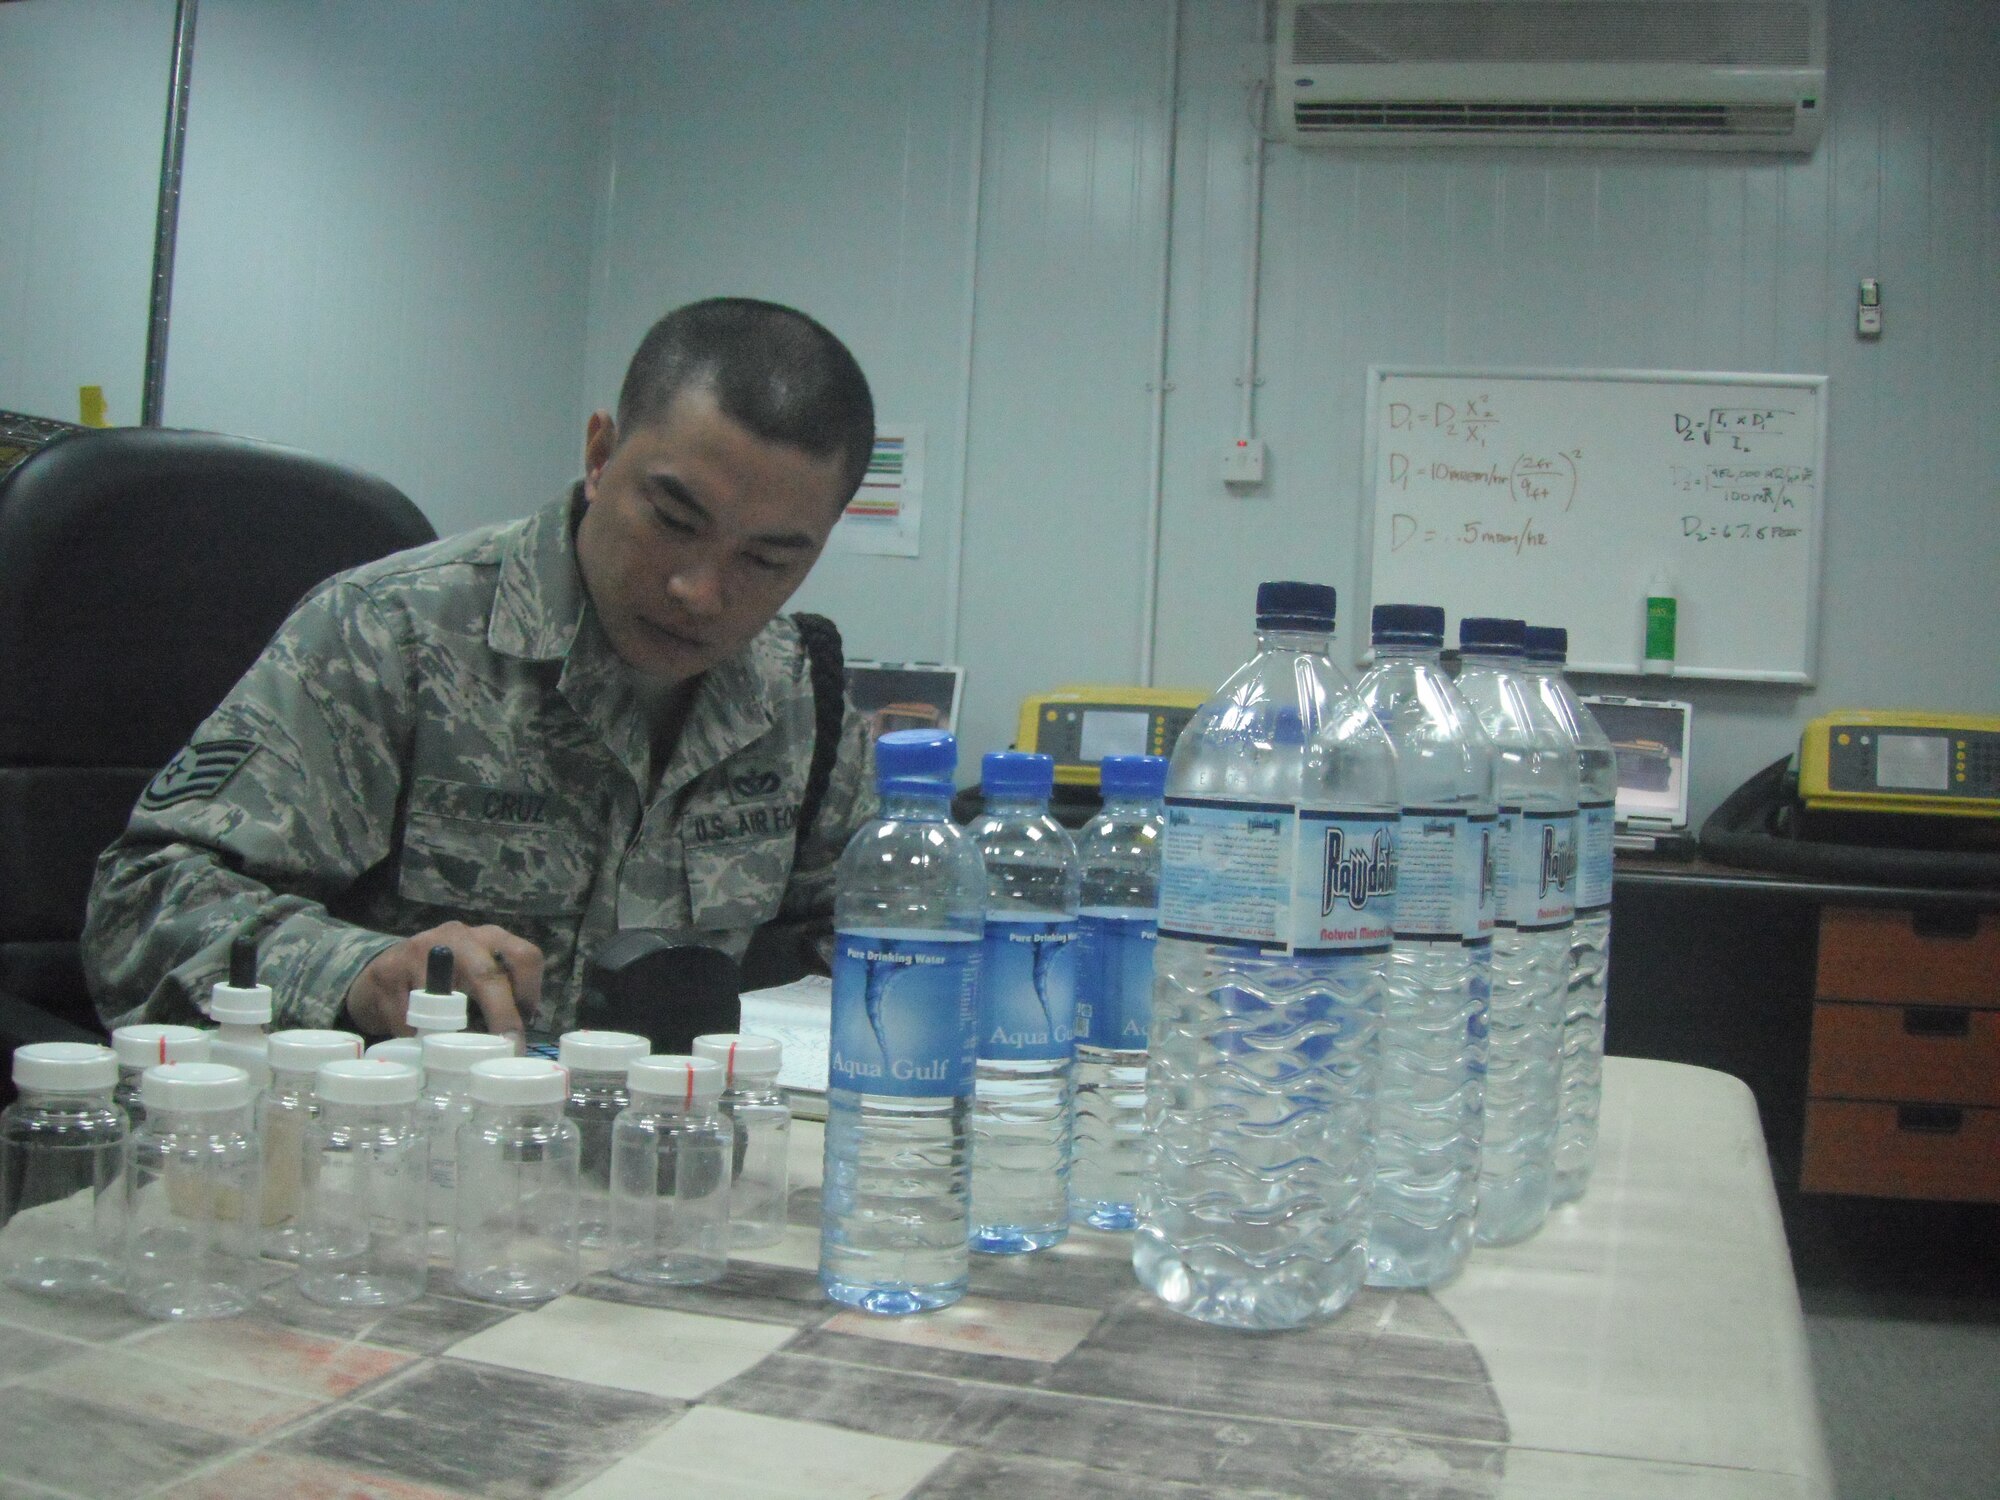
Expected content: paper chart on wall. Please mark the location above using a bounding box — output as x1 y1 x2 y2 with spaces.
831 423 923 557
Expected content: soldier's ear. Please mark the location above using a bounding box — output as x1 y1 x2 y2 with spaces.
582 411 618 501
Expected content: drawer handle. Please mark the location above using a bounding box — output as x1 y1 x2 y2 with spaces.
1910 908 1981 940
1896 1104 1964 1135
1903 1006 1973 1039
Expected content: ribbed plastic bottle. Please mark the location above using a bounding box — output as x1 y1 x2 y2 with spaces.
820 729 985 1315
1452 617 1577 1246
968 751 1080 1254
1069 752 1168 1232
1353 604 1496 1288
1523 624 1616 1206
1137 581 1398 1330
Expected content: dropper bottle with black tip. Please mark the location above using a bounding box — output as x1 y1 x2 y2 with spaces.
365 946 468 1079
208 934 274 1087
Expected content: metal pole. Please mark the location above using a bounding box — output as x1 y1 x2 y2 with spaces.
141 0 200 427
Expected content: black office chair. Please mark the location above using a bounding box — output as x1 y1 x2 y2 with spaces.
0 427 436 1076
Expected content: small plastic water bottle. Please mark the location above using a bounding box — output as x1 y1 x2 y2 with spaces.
610 1055 733 1286
206 936 272 1088
258 1029 365 1259
1452 617 1577 1247
559 1029 649 1248
1069 753 1168 1232
111 1025 210 1129
453 1058 580 1304
968 751 1080 1254
821 729 984 1316
692 1034 790 1249
299 1059 428 1308
125 1062 262 1319
1524 625 1616 1206
1354 604 1496 1288
1 1043 126 1297
1138 581 1397 1330
420 1032 516 1249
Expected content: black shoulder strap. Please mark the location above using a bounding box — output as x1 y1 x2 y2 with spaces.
792 611 845 849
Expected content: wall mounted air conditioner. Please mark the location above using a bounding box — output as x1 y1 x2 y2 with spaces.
1275 0 1826 151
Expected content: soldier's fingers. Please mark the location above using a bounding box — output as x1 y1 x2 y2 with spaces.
475 928 545 1020
452 943 524 1041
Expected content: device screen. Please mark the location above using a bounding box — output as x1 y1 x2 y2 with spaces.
1875 733 1949 791
1078 709 1150 762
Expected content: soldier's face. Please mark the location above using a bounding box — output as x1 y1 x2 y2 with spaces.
577 387 847 685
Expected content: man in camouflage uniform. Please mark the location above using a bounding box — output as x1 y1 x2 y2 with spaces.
84 299 878 1040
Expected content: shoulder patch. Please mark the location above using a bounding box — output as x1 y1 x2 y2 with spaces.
140 739 257 810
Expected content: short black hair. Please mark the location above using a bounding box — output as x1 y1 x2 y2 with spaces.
616 298 876 505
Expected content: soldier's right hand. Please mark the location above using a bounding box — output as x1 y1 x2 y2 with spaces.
346 922 543 1045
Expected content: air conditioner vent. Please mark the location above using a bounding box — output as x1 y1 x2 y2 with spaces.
1293 100 1800 137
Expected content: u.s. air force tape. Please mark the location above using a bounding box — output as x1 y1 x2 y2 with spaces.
140 739 257 810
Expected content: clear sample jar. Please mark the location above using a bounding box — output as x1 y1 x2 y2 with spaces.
125 1062 262 1320
420 1032 516 1248
1 1042 127 1297
692 1033 790 1248
259 1029 364 1259
299 1059 428 1308
558 1030 649 1248
453 1058 580 1304
610 1055 732 1286
365 1038 425 1075
110 1025 211 1129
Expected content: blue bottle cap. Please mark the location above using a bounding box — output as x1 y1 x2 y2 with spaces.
1255 580 1336 632
1098 753 1168 799
982 750 1054 799
1523 625 1569 664
1459 616 1527 655
875 729 956 794
1371 602 1445 647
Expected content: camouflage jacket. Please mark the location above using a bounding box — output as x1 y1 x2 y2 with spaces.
83 490 876 1033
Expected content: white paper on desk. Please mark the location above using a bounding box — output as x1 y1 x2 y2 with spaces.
738 975 832 1101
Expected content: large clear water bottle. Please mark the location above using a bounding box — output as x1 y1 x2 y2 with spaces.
1137 581 1398 1330
821 729 985 1315
1353 604 1496 1288
1452 617 1577 1247
1523 624 1616 1206
968 751 1080 1254
1070 752 1168 1232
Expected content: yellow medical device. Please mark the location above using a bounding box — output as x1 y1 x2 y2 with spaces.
1798 711 2000 818
1015 685 1207 787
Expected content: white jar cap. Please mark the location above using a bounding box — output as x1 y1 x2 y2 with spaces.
558 1029 650 1072
13 1041 117 1093
468 1057 567 1106
366 1038 426 1071
141 1061 253 1112
422 1032 515 1075
407 987 468 1032
692 1033 782 1083
629 1054 724 1104
111 1024 212 1069
207 982 272 1026
315 1057 420 1105
268 1029 365 1071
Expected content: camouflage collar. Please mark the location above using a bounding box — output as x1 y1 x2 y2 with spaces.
486 489 587 662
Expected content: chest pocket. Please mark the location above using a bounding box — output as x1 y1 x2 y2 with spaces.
682 801 796 930
397 780 595 917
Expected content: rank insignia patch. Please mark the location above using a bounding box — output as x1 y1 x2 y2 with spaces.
140 739 257 810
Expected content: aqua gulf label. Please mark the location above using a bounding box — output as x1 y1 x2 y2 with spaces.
1396 808 1497 945
1578 800 1616 914
977 915 1078 1061
1160 798 1395 954
1506 810 1577 930
830 930 979 1097
1075 911 1155 1050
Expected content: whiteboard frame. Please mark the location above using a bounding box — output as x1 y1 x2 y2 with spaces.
1360 366 1830 685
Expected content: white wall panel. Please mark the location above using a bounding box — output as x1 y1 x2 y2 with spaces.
161 1 611 536
0 0 173 426
583 0 988 670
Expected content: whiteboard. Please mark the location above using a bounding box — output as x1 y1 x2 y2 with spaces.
1360 368 1828 683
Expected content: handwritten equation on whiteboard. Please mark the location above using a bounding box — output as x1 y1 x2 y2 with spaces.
1380 389 1813 560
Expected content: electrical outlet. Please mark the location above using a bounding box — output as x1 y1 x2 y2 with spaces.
1222 438 1266 487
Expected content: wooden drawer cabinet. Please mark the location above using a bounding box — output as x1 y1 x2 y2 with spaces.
1802 905 2000 1201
